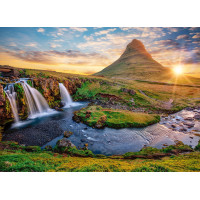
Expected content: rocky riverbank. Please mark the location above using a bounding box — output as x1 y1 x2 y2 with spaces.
160 107 200 135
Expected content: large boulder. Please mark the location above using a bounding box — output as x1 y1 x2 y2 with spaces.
56 138 75 148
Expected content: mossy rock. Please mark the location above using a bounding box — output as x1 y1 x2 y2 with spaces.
73 105 160 129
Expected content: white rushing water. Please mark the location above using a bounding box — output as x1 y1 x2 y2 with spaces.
4 84 19 122
21 80 53 119
59 83 73 107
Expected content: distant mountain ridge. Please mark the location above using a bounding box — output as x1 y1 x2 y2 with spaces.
94 39 171 81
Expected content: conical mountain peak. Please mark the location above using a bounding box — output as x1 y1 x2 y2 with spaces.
121 39 152 59
94 39 170 81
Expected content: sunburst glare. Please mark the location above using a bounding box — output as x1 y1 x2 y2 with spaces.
173 65 183 75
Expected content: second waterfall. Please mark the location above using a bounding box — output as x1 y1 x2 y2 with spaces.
59 83 73 107
21 80 53 119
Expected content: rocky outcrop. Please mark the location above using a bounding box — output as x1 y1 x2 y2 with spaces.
63 131 73 138
120 88 136 95
95 115 107 128
33 77 60 108
0 83 12 123
0 75 87 125
56 138 75 148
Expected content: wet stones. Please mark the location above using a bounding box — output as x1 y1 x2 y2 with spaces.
171 124 176 128
184 117 193 121
183 121 194 128
64 131 73 138
194 114 200 120
55 107 63 111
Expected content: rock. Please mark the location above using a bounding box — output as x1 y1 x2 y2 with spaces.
179 127 187 132
184 117 193 121
64 131 73 138
25 146 41 152
85 111 91 118
72 112 81 123
55 107 63 111
84 143 88 150
56 138 75 148
194 115 200 120
185 107 193 111
4 161 12 167
95 115 107 128
171 124 176 128
81 138 87 143
120 88 136 95
183 121 194 128
44 145 53 151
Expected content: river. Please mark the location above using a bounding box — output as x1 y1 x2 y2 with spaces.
3 102 200 155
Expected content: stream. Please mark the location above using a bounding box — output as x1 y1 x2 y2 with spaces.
3 102 200 155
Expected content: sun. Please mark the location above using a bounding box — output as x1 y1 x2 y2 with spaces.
173 65 183 75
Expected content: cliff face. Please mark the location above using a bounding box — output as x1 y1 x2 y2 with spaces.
0 76 87 125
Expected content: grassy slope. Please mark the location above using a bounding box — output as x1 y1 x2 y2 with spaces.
74 105 160 128
14 68 200 113
1 141 200 172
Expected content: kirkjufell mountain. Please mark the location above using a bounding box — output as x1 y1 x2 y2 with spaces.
95 39 171 80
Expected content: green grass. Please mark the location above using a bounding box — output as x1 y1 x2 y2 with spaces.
1 141 200 172
74 105 160 128
123 141 193 159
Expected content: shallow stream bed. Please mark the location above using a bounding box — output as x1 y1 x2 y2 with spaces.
3 102 200 155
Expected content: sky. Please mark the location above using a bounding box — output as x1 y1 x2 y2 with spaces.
0 27 200 74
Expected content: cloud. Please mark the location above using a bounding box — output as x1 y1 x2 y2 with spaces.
154 39 179 49
192 33 200 39
37 28 45 33
51 28 69 37
166 27 179 32
94 28 116 36
70 27 88 32
189 27 200 31
9 42 17 47
176 34 189 40
25 42 38 47
50 43 62 48
2 48 109 67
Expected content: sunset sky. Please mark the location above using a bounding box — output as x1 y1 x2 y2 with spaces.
0 27 200 74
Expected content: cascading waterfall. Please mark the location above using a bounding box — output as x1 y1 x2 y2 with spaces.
20 80 53 118
59 83 73 107
4 84 19 122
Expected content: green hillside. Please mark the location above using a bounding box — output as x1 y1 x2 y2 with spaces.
95 39 172 81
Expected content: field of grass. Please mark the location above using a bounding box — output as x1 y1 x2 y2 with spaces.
1 141 200 172
13 68 200 113
73 105 160 128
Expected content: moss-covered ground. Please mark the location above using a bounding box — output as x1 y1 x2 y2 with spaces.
1 141 200 172
73 105 160 128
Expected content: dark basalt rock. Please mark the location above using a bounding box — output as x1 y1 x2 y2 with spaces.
56 138 75 148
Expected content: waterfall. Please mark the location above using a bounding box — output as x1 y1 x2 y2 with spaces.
21 80 52 118
4 84 19 122
59 83 73 107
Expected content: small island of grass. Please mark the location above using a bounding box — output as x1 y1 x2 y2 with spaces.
73 105 160 129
